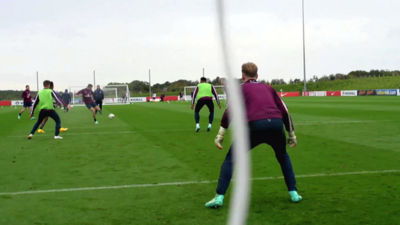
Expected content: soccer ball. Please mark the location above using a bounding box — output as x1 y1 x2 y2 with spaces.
109 113 115 119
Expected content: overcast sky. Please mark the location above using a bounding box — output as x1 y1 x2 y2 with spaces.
1 0 399 91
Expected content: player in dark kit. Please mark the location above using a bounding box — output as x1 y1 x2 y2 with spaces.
160 93 165 102
179 91 184 101
76 84 102 124
205 62 301 208
28 80 71 140
94 85 104 114
18 85 35 120
61 89 71 113
191 77 221 132
122 92 128 103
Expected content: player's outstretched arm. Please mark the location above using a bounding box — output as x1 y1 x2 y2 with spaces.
30 95 40 117
75 89 83 96
52 90 68 108
215 108 229 149
191 86 199 106
211 85 221 109
272 89 297 147
215 126 226 149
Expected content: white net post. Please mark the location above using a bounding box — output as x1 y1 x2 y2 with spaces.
184 86 196 101
103 84 130 104
102 88 118 103
68 86 86 106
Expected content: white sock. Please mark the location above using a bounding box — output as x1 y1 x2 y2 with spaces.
209 123 212 127
196 123 199 127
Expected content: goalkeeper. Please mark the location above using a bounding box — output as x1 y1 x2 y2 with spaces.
205 62 301 208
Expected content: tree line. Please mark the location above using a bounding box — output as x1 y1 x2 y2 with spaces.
110 69 400 93
1 69 399 100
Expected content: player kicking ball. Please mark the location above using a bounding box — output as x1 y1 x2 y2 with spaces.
76 84 102 124
205 62 301 208
28 80 71 140
191 77 221 132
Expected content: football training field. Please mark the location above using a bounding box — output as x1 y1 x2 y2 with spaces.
1 97 399 225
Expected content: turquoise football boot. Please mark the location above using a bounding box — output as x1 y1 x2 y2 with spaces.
205 194 224 208
289 191 302 203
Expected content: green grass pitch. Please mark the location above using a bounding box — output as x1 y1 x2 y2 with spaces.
1 97 400 225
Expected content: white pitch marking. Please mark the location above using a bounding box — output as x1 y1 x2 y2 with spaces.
0 170 398 196
5 129 194 138
4 120 394 138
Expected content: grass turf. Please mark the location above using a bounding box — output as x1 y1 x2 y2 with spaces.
0 97 400 225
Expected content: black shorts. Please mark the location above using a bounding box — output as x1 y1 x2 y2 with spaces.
86 102 97 109
23 102 32 108
38 110 61 124
195 100 214 113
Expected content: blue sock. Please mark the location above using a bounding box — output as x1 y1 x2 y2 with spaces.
195 113 200 124
209 112 214 124
55 123 61 136
216 148 233 195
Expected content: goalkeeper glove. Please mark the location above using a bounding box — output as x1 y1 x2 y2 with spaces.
215 127 226 149
287 131 297 148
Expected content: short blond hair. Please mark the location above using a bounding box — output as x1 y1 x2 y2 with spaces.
241 62 258 77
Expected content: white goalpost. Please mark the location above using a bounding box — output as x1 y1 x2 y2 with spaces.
68 84 130 106
103 84 130 104
103 88 118 102
184 85 226 101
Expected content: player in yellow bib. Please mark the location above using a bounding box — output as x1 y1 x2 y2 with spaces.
37 81 68 134
191 77 221 132
28 80 71 140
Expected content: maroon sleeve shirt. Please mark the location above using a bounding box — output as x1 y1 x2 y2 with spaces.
22 90 32 103
221 80 294 132
30 95 40 116
76 88 95 104
52 90 67 107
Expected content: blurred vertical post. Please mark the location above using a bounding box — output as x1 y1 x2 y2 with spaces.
302 0 307 92
36 71 39 93
149 69 151 97
216 0 251 224
203 68 205 77
93 70 96 86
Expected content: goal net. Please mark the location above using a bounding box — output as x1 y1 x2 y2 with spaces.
103 84 130 104
183 85 226 102
68 84 130 106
